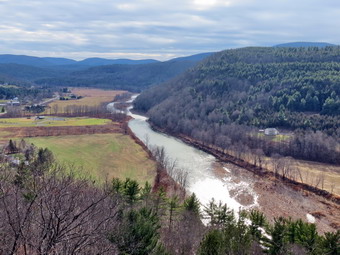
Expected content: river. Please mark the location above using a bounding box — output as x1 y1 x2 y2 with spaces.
108 97 258 212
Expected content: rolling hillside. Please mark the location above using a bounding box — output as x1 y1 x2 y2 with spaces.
134 46 340 164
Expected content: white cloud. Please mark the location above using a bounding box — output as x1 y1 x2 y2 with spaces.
117 3 137 11
191 0 232 10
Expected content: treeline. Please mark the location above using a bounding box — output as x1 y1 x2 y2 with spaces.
49 103 109 116
177 121 340 164
0 85 53 101
0 148 338 254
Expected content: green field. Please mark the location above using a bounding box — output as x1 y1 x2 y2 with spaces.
0 117 111 127
256 132 291 142
27 134 156 184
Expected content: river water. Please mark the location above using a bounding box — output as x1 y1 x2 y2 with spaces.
108 97 258 212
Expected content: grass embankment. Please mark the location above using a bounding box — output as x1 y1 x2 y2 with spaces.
46 88 125 114
27 134 156 184
0 116 111 128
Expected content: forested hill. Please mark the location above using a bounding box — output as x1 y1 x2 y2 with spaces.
0 53 212 91
35 59 202 91
134 47 340 163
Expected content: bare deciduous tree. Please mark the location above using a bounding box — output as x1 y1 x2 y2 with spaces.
0 167 119 255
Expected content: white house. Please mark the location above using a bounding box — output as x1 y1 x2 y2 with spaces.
264 128 279 136
7 98 20 106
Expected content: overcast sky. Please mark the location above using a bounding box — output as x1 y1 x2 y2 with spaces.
0 0 339 60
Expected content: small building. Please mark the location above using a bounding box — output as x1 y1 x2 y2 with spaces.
7 98 20 106
264 128 279 136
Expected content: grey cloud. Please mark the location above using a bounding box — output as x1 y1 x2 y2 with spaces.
0 0 339 60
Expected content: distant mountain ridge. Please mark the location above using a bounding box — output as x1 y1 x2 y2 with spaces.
0 54 160 68
0 53 214 69
0 52 214 91
0 55 77 67
77 58 159 66
35 53 214 91
274 42 336 48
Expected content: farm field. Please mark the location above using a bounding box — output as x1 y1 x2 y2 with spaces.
27 134 156 184
46 88 126 114
0 88 155 185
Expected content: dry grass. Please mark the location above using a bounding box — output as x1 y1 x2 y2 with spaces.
292 160 340 195
262 157 340 195
45 88 126 114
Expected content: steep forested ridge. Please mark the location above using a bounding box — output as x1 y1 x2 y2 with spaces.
134 47 340 163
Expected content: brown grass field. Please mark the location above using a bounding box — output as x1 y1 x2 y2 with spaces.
291 160 340 196
45 88 126 114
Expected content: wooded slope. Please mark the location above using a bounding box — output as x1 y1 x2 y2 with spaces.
134 47 340 164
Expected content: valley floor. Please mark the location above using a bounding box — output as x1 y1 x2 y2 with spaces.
0 88 157 185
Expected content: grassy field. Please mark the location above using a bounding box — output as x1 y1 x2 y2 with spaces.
256 133 291 142
262 155 340 195
46 88 126 114
0 116 111 128
1 88 156 185
27 134 156 184
0 130 13 141
292 160 340 195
